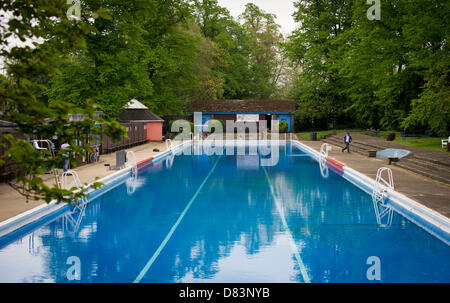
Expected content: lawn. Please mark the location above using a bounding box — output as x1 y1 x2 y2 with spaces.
295 129 362 141
392 137 447 152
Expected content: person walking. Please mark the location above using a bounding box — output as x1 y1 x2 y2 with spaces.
61 141 70 172
342 132 352 153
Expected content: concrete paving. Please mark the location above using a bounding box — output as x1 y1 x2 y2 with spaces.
0 141 171 222
300 140 450 218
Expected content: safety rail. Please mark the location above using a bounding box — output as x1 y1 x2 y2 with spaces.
32 139 61 188
372 167 395 227
61 170 89 232
319 143 332 179
166 139 174 154
126 150 137 177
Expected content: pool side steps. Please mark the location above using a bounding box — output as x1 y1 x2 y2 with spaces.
290 140 450 245
0 140 192 240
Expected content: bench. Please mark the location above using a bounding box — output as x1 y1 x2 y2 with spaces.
442 137 450 149
388 157 399 165
401 131 430 141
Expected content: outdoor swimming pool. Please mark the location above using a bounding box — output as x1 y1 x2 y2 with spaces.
0 142 449 282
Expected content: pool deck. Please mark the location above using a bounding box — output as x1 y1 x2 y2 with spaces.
300 140 450 218
1 138 449 225
0 141 170 222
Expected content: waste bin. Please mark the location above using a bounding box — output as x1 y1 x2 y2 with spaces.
310 132 317 141
116 150 126 168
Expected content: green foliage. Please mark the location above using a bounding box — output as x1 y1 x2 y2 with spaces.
0 0 126 203
285 0 449 134
278 121 288 133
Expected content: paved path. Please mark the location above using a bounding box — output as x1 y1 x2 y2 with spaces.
300 140 450 218
0 141 170 222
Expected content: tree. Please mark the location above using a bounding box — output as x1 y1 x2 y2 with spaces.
239 3 285 99
0 0 125 203
285 0 354 129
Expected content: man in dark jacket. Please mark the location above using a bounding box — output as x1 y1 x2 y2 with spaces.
342 132 352 153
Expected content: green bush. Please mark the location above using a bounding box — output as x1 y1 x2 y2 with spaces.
278 121 289 133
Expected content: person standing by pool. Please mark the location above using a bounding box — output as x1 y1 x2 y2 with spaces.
342 132 352 153
61 141 70 172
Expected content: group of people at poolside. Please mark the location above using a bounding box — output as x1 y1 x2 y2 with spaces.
60 143 99 172
32 140 99 173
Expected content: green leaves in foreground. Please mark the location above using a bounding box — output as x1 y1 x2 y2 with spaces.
0 0 126 203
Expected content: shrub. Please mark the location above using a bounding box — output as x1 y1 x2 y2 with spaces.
278 121 289 133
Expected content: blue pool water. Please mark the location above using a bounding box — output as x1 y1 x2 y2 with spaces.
0 142 449 283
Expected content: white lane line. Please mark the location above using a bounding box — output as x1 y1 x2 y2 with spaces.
133 156 222 283
262 166 311 283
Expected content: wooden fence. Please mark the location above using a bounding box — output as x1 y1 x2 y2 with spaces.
100 122 148 154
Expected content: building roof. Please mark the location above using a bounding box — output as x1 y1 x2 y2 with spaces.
118 99 164 122
192 99 295 114
118 109 164 122
125 99 149 110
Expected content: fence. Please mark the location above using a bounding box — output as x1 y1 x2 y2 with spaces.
100 122 147 154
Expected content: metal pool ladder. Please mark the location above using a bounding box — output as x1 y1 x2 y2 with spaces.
319 143 332 178
125 151 138 194
61 170 88 232
126 150 137 177
372 167 395 227
31 139 61 188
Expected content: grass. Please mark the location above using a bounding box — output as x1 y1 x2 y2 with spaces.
295 129 362 141
392 137 447 152
295 129 449 152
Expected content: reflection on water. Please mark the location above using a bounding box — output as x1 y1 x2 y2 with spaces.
0 143 449 283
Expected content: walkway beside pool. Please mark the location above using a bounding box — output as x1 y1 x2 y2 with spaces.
0 141 171 222
300 140 450 218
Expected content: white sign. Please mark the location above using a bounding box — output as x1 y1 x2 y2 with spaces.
236 114 259 122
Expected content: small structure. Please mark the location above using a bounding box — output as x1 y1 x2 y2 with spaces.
119 99 164 141
192 99 296 132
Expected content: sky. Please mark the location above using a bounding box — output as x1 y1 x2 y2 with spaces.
217 0 298 35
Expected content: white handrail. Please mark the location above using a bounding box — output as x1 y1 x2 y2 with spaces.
372 167 395 227
166 139 174 154
32 139 61 187
61 170 88 232
31 139 55 154
61 170 83 190
320 143 332 158
126 150 137 177
319 143 332 179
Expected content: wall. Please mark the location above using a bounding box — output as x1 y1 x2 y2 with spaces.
147 122 163 141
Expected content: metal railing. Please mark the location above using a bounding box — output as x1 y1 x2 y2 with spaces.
61 170 88 233
126 150 137 177
32 139 61 188
372 167 395 227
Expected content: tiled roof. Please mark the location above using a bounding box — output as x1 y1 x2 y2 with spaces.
192 100 295 113
118 109 164 122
